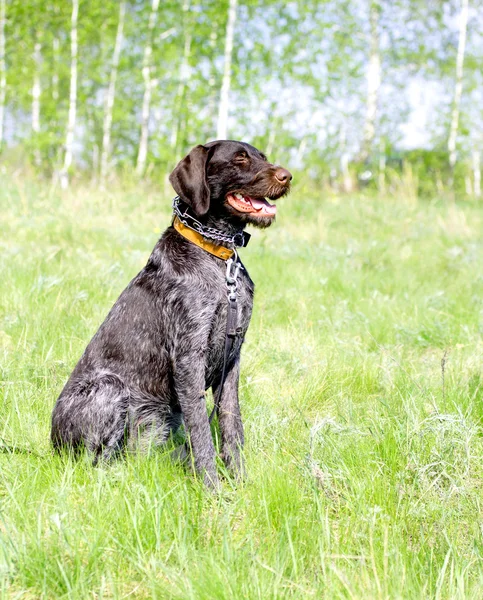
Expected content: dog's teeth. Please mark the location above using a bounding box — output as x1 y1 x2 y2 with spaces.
234 193 244 200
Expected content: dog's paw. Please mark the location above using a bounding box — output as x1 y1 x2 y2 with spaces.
221 451 246 482
203 469 221 492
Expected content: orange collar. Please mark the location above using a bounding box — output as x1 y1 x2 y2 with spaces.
173 216 235 260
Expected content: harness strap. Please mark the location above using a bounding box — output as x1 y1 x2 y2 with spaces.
208 295 240 424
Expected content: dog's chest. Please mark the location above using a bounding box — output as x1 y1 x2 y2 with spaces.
205 265 254 383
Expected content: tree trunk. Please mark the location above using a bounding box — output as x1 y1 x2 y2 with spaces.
447 0 469 178
473 149 481 198
265 102 278 156
207 27 219 136
100 1 126 186
266 126 276 158
170 0 192 162
32 36 41 135
360 1 381 162
296 136 307 163
378 139 386 194
32 32 41 166
216 0 238 140
52 37 59 101
59 0 79 189
339 127 352 193
136 0 161 177
0 0 6 152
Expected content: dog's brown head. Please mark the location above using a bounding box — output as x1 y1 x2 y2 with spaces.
169 140 292 229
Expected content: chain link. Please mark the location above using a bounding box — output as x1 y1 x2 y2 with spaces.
172 196 245 246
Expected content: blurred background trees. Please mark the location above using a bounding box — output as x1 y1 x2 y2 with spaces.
0 0 482 197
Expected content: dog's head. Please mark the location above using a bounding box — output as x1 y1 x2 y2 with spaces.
169 140 292 228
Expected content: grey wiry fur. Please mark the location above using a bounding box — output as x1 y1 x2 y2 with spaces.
51 140 292 486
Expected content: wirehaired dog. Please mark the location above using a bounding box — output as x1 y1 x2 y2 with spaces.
51 140 292 486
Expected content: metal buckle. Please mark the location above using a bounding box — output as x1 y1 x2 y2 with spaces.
225 255 242 301
225 255 240 285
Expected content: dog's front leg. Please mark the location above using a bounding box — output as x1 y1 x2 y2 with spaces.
174 353 219 488
214 357 245 477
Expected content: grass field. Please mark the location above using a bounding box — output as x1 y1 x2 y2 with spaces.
1 176 483 598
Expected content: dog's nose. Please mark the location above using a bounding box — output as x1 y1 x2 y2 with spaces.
275 168 292 184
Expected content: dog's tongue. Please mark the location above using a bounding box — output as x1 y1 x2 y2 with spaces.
249 197 277 216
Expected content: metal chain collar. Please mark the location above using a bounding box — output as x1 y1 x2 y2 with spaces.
172 196 247 247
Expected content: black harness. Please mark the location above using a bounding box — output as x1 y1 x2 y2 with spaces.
208 257 243 424
172 198 248 423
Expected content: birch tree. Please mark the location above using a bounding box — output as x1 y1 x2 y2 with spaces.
51 38 60 101
100 1 126 186
170 0 192 163
447 0 469 176
31 31 41 165
59 0 79 189
360 0 381 162
473 149 481 198
207 27 219 136
31 34 41 135
136 0 161 177
0 0 6 151
216 0 238 140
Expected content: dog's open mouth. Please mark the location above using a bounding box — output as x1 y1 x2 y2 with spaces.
226 193 276 217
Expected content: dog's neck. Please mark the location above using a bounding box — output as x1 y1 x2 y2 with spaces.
202 213 246 238
173 197 246 246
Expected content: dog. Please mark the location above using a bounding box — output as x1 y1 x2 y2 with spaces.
51 140 292 486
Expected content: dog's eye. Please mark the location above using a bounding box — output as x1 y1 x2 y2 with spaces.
235 152 248 162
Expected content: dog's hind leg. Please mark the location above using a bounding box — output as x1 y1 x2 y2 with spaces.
127 400 183 455
51 372 130 463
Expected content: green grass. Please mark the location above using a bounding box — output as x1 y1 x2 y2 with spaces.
1 175 483 598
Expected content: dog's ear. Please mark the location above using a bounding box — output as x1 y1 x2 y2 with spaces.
169 145 212 216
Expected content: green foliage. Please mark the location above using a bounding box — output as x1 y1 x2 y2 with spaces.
2 180 483 596
0 0 481 195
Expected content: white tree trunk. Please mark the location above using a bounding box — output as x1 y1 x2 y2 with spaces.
136 0 161 177
32 33 41 166
296 136 307 163
360 1 381 162
32 37 41 135
473 149 481 198
265 102 278 156
100 1 126 185
0 0 6 151
59 0 79 189
216 0 238 140
339 127 352 193
341 154 352 193
207 28 219 134
266 126 276 157
448 0 469 173
52 37 59 101
170 0 191 159
378 138 386 193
